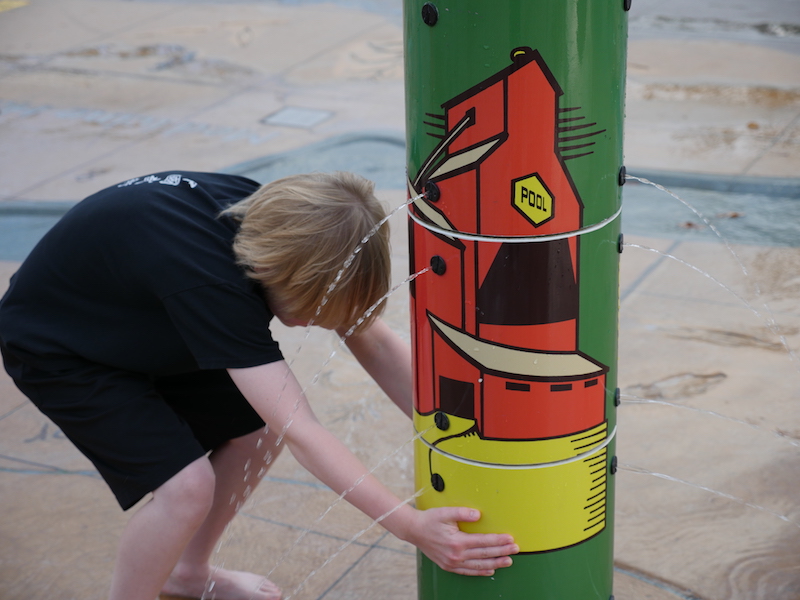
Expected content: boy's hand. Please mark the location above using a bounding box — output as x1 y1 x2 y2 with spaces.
406 507 519 576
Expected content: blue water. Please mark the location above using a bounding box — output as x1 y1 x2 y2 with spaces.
1 135 797 262
621 180 800 248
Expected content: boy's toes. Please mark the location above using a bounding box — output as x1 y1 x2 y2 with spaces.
255 577 282 600
161 567 281 600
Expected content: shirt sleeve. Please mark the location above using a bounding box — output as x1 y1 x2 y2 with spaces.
162 283 283 370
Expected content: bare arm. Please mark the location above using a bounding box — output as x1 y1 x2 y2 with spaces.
337 318 413 419
227 362 518 575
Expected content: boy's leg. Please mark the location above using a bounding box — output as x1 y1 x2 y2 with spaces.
162 427 285 600
108 455 217 600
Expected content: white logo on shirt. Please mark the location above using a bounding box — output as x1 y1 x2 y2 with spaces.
116 174 198 189
160 174 182 186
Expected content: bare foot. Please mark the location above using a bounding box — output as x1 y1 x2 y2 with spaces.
161 565 281 600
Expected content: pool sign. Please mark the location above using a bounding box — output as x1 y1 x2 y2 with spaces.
512 172 553 226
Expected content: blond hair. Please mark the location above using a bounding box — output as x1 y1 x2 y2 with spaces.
222 172 391 332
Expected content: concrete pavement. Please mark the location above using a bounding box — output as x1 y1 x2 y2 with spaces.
0 1 798 599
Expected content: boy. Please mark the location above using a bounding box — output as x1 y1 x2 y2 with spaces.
0 171 518 600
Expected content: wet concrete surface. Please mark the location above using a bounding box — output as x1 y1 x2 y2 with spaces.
1 1 799 599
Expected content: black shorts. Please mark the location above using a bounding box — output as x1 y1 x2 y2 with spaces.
1 348 265 510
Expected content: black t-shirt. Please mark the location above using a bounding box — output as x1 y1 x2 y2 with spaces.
0 171 283 375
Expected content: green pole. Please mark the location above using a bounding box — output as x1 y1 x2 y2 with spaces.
403 2 627 599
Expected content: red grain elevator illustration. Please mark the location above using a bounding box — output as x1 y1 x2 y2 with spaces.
408 47 611 553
